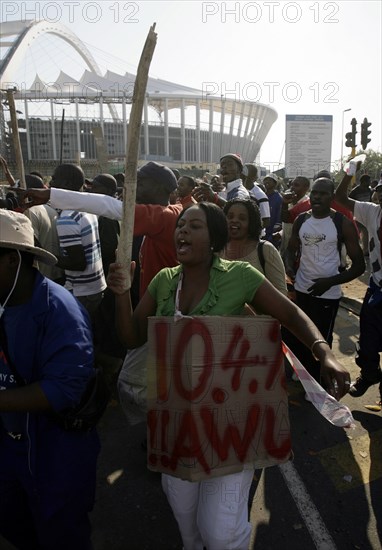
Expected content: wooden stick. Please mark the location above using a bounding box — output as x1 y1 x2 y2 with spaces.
92 126 109 173
116 23 157 289
6 89 26 189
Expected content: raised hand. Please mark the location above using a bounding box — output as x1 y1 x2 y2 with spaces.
13 188 51 207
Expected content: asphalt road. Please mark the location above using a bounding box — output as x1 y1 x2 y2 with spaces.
248 304 382 550
88 296 381 550
1 297 381 550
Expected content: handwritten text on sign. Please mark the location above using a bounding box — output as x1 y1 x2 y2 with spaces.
147 316 291 481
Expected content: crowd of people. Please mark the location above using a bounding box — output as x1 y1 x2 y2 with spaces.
0 152 381 550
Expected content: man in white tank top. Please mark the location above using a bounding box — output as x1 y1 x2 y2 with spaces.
284 178 365 382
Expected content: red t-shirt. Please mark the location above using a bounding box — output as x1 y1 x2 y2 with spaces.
288 198 310 223
288 198 358 232
135 203 182 296
179 195 197 209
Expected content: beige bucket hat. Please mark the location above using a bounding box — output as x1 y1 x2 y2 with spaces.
0 209 57 265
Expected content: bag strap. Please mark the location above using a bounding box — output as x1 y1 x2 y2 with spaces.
0 321 25 386
257 240 266 275
331 210 344 256
293 212 309 268
294 211 310 235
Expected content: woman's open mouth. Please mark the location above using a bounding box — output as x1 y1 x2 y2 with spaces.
177 239 191 253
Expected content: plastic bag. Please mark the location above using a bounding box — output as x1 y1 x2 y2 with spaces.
283 342 355 429
118 344 148 425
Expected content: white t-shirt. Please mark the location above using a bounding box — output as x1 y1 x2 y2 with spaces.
354 201 382 286
295 214 342 299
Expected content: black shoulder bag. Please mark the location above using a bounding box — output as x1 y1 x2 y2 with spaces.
0 322 110 432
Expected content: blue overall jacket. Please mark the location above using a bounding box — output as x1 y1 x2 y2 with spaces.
0 271 100 516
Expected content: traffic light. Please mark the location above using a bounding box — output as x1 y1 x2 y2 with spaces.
345 132 355 148
361 118 371 150
345 118 357 149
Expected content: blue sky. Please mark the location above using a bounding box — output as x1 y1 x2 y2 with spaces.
1 0 381 169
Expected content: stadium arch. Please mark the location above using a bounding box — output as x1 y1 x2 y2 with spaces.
0 20 278 172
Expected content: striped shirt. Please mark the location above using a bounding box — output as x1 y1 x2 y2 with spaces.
57 210 106 297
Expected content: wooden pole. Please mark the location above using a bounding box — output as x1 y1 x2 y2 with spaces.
92 125 109 172
116 23 157 289
6 89 26 189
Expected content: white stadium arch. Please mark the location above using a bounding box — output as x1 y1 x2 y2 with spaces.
0 19 102 83
0 20 278 169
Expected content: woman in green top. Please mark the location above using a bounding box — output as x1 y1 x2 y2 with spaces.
108 202 350 550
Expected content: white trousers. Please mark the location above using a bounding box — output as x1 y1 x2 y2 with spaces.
162 468 254 550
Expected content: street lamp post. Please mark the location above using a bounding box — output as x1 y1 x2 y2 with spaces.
341 108 351 170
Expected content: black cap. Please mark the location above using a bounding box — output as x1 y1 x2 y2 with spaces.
138 162 177 192
91 174 117 194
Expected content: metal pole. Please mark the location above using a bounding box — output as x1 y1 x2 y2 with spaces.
340 108 351 170
59 108 65 164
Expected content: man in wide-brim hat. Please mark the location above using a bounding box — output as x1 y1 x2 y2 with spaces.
0 209 100 549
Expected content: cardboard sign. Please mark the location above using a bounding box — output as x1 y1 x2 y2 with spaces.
146 316 292 481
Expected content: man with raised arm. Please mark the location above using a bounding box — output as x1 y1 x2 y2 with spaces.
17 161 181 298
335 167 382 400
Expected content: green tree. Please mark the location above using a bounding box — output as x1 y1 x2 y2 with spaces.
333 149 382 184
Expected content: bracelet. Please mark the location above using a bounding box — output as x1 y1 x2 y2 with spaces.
310 339 330 361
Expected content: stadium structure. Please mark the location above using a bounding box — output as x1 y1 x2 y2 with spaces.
0 20 278 173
